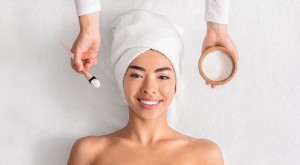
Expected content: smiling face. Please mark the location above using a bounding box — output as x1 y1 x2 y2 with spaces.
123 50 176 120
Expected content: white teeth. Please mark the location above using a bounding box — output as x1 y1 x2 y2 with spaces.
140 100 159 105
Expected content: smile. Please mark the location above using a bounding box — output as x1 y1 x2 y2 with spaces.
141 100 159 105
137 99 163 109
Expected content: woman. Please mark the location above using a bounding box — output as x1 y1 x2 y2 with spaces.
67 10 224 165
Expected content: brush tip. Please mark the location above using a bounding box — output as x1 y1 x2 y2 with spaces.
90 79 101 88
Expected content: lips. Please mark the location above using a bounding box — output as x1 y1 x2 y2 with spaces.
137 98 163 110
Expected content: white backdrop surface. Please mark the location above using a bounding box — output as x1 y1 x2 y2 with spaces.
0 0 299 164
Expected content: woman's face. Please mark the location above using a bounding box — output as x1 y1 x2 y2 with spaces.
123 50 176 120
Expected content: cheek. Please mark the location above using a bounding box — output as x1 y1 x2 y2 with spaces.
158 79 176 95
124 77 140 97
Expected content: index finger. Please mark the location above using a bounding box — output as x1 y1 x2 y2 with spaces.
73 48 84 72
81 51 98 60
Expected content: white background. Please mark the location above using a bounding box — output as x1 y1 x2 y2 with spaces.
0 0 299 164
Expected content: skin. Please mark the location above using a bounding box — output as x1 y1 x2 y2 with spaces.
70 12 238 88
71 12 100 73
67 50 224 165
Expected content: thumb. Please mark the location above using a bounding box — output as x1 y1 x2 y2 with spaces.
202 36 215 53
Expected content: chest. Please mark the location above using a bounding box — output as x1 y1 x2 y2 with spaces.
91 146 201 165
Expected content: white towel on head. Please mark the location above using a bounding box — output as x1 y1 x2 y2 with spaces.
110 9 184 104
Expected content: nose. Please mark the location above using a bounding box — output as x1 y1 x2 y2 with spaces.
141 76 157 94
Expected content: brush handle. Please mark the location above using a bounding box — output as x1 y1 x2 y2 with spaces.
81 69 93 80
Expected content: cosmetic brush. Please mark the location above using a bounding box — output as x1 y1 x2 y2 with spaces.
60 42 100 88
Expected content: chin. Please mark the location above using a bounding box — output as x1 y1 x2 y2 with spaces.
128 103 168 120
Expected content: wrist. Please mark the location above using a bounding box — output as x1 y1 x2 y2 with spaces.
206 22 228 37
79 12 100 35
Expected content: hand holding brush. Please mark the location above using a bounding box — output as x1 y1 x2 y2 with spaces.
60 42 100 88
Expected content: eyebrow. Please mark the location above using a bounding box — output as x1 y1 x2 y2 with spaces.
128 65 172 73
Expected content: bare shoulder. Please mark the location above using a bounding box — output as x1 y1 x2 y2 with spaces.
67 135 110 165
190 138 225 165
169 132 224 164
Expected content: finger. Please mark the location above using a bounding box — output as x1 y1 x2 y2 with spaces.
234 48 239 61
89 58 98 66
205 82 210 85
211 84 216 88
228 37 239 61
202 43 213 53
73 48 84 72
201 35 214 52
81 52 98 60
85 58 97 69
84 63 92 70
71 59 82 74
229 44 239 61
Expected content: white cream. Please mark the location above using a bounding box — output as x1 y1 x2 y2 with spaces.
91 79 101 88
202 50 233 81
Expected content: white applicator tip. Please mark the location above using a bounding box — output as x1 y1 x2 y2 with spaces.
89 76 101 88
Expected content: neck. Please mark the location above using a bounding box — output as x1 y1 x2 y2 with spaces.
121 109 174 146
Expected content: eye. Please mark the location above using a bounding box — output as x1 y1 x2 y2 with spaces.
130 73 143 78
159 76 170 80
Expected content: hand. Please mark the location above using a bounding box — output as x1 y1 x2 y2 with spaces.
71 12 100 73
202 22 238 88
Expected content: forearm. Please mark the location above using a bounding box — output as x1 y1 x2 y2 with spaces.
79 12 100 34
74 0 101 34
